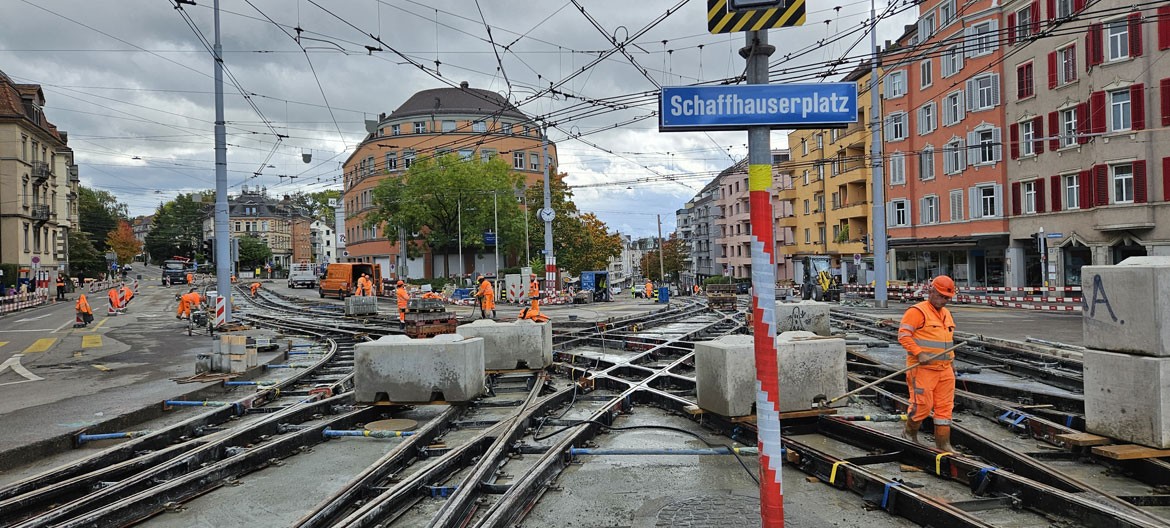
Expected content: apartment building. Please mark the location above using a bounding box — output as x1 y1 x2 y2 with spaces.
341 81 558 279
714 150 795 282
788 64 876 283
882 0 1011 287
201 186 311 270
1003 1 1170 286
0 71 80 274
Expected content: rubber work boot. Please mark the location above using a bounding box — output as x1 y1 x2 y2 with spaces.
902 419 923 443
934 424 955 452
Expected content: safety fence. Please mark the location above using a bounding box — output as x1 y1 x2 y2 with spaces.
0 291 50 315
842 284 1084 312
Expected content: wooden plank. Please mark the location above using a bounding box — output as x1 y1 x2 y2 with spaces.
1092 444 1170 460
1056 432 1112 447
780 408 838 419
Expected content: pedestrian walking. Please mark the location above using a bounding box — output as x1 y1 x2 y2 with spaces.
898 275 958 452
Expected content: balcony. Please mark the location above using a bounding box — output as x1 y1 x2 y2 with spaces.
1093 203 1155 231
834 200 870 218
68 164 80 183
31 204 50 222
775 215 798 228
32 161 50 184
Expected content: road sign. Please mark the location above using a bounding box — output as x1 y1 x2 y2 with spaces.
660 83 857 131
1046 232 1063 238
484 231 497 245
853 253 862 266
31 256 40 265
708 0 804 33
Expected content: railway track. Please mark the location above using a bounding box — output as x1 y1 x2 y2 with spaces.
5 287 1170 527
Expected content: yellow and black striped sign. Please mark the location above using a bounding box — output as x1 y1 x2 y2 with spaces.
707 0 805 34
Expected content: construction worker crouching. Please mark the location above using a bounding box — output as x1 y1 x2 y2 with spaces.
519 273 548 322
177 287 198 320
899 275 958 452
250 282 261 298
475 275 496 319
75 294 93 327
395 280 409 329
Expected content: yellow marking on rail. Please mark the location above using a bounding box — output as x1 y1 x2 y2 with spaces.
23 338 57 354
82 335 103 348
92 364 111 372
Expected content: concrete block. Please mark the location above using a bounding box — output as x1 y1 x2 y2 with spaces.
456 319 551 369
345 296 378 316
695 335 756 417
774 301 831 336
1082 257 1170 356
694 331 847 416
354 334 485 404
776 331 847 413
228 354 248 374
1084 348 1170 448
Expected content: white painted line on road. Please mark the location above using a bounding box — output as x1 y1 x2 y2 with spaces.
0 353 43 382
13 314 52 323
0 329 58 333
52 318 75 334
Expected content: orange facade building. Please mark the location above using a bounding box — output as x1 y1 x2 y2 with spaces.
342 82 557 279
882 0 1010 287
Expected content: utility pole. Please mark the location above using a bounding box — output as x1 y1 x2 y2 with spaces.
656 214 665 284
742 29 783 525
493 191 499 277
212 0 231 323
457 197 463 285
869 0 889 308
540 124 555 298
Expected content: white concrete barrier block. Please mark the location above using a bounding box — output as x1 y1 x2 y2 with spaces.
1084 348 1170 448
456 319 551 370
354 334 485 404
1082 257 1170 357
774 301 831 336
695 335 756 417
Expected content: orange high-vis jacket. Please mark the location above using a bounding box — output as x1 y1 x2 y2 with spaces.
76 295 92 314
396 286 409 309
476 280 495 311
529 280 540 300
897 301 956 371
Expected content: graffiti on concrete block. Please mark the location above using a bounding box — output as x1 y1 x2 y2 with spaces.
782 306 817 331
1083 274 1122 324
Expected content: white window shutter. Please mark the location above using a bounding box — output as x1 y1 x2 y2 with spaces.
905 200 912 226
956 49 965 73
919 197 926 224
883 77 892 99
991 127 1002 162
969 187 982 219
958 140 967 171
988 20 999 53
966 132 978 165
994 184 1004 216
963 27 976 57
887 201 896 224
965 80 976 110
991 74 1001 107
956 92 966 121
943 144 953 173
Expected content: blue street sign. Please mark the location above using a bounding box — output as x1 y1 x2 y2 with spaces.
484 232 497 245
1046 232 1063 238
660 83 858 131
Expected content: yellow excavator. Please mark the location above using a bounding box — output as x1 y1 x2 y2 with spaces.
800 256 842 302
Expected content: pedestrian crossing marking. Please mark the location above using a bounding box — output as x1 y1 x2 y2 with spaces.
82 335 102 348
24 338 57 354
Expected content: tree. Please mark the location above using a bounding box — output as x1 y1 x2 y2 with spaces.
556 212 623 276
639 233 686 282
289 190 340 223
237 236 273 269
105 221 141 265
78 187 128 252
67 231 105 279
145 192 210 262
368 154 525 277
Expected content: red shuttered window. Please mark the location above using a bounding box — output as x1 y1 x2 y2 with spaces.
1009 123 1020 159
1047 52 1058 89
1094 165 1109 207
1134 160 1147 204
1129 14 1143 58
1079 170 1093 208
1034 116 1045 154
1012 182 1022 216
1164 157 1170 201
1036 178 1047 213
1050 175 1062 211
1086 23 1103 68
1161 78 1170 127
1160 6 1170 51
1008 13 1017 45
1017 62 1034 99
1048 111 1060 150
1132 84 1146 131
1089 91 1106 134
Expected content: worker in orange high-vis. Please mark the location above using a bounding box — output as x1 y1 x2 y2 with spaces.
475 275 496 319
107 287 123 314
898 275 958 452
75 294 93 327
250 282 261 298
395 280 409 329
186 272 194 285
519 273 546 322
363 274 375 296
644 279 653 300
355 274 370 297
177 287 196 319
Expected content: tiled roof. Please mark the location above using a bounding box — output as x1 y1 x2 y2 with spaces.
389 82 529 122
0 70 64 142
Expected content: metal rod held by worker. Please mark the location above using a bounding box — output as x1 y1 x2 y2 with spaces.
815 343 965 407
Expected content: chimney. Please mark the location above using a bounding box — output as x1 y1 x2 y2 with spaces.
460 81 469 89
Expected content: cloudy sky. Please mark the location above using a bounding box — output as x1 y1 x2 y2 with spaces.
1 0 914 238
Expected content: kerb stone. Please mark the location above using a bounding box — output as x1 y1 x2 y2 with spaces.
456 319 552 370
774 301 830 335
354 334 484 404
1082 256 1170 357
1084 348 1170 448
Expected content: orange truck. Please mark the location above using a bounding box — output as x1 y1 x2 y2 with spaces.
318 263 381 299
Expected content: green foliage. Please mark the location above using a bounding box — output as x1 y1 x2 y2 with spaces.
237 236 273 268
289 190 341 223
703 276 732 285
105 221 142 265
144 192 211 262
368 154 525 277
639 233 686 282
78 187 129 252
67 231 105 279
835 224 850 243
555 212 623 276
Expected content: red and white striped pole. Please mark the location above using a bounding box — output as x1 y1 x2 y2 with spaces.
744 30 784 526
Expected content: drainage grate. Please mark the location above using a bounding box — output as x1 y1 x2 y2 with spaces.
654 495 761 527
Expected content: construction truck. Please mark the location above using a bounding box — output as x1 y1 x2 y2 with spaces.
799 256 842 302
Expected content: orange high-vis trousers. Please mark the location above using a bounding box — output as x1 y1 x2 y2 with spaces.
905 365 955 425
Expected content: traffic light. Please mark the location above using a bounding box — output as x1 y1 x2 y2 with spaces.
203 238 215 263
861 234 870 253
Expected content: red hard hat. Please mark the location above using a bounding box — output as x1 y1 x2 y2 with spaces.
397 280 404 286
932 275 956 298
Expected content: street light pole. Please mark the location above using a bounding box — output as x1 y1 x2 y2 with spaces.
493 190 499 276
541 123 555 297
457 197 463 284
212 0 231 323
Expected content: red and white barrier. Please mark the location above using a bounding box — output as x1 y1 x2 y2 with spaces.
214 296 227 327
0 291 50 315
